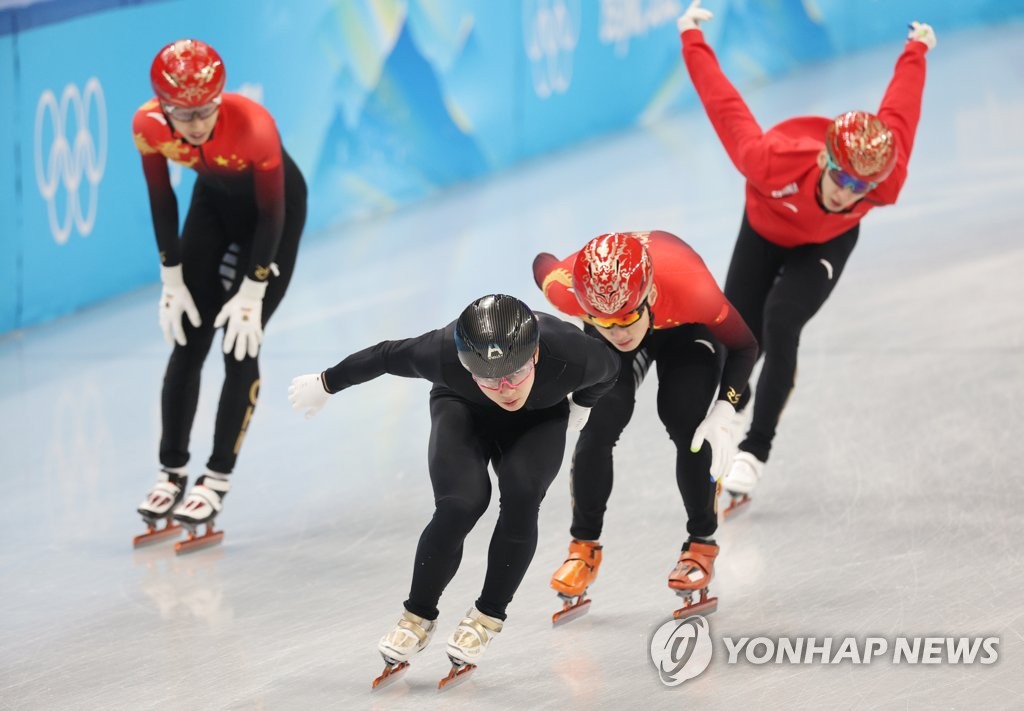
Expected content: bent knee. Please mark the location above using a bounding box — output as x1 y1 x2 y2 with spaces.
764 298 816 334
434 494 489 527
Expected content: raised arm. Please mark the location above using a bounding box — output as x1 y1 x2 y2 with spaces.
678 1 772 184
872 23 933 199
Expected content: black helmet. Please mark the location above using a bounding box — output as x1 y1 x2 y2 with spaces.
454 294 539 379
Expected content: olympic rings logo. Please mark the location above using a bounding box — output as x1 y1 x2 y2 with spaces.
34 78 108 244
523 0 581 99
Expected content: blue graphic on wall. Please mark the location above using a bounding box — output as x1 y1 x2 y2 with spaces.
1 0 1022 333
313 16 489 224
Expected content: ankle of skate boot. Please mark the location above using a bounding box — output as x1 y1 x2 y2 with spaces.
683 537 716 552
396 611 436 638
166 474 186 488
195 474 230 498
160 464 187 479
565 539 602 564
464 608 503 635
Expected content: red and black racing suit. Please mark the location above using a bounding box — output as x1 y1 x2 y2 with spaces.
681 29 927 462
535 230 758 541
133 93 307 475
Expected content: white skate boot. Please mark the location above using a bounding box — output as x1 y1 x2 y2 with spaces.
134 470 187 547
371 610 437 689
721 452 764 518
171 474 230 553
438 607 503 689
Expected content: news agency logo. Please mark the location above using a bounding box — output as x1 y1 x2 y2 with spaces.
650 615 1001 687
650 615 713 685
34 78 108 244
722 635 1000 666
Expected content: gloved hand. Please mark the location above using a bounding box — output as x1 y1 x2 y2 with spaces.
907 21 936 50
690 400 736 481
158 264 202 347
288 373 331 420
677 0 713 33
214 277 267 361
567 393 592 432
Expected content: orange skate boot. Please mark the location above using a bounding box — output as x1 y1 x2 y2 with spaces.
550 539 602 625
668 541 719 619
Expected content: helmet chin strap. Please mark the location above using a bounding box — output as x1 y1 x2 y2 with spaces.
644 303 655 337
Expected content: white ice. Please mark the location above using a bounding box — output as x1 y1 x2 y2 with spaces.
1 23 1022 711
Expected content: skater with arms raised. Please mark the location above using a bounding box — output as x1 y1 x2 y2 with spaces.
676 1 935 510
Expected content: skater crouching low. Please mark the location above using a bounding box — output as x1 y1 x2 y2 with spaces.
288 294 619 688
534 232 758 621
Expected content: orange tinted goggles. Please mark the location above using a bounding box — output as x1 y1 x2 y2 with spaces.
586 301 647 329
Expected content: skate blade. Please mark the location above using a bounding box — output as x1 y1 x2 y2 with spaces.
721 493 751 520
437 661 475 690
371 660 409 690
174 527 224 555
552 596 591 626
672 592 719 619
132 521 182 548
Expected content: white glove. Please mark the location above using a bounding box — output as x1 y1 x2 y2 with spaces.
158 264 202 347
214 277 267 361
677 0 713 33
567 393 592 432
907 21 936 50
690 400 736 481
288 373 331 420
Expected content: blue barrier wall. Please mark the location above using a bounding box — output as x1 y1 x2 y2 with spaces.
1 30 17 326
1 0 1021 333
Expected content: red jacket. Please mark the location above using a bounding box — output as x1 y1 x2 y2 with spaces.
534 230 757 403
681 29 927 247
132 93 286 279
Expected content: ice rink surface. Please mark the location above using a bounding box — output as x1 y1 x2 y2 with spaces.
2 23 1023 711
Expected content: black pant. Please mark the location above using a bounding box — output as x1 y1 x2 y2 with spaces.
569 323 724 543
403 392 569 621
159 152 307 474
723 212 859 462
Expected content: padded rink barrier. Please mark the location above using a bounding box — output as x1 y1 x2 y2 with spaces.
1 0 1022 333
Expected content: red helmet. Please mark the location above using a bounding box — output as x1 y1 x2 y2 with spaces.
150 39 225 108
572 233 654 318
825 111 897 183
